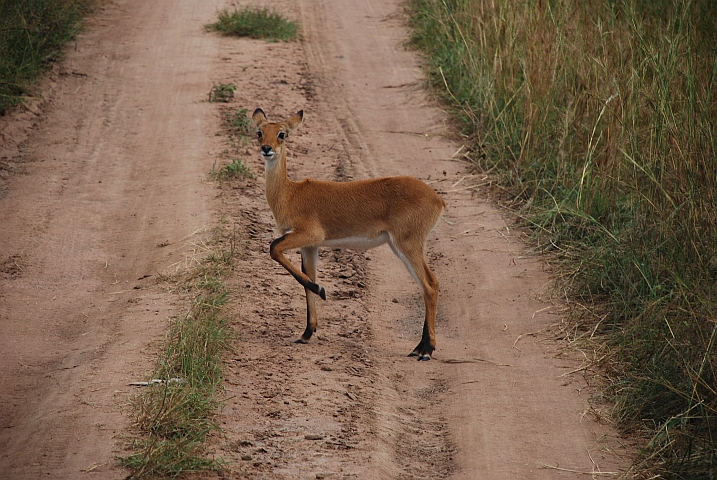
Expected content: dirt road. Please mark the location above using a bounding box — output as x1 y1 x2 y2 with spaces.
0 0 630 478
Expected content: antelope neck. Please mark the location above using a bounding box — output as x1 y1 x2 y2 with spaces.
264 150 292 226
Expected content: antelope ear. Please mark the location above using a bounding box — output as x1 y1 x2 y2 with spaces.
286 110 304 131
251 108 268 128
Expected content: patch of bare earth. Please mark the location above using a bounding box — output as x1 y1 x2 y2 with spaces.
0 0 632 478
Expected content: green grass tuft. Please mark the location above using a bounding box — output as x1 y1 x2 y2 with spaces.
206 7 297 42
208 83 236 103
226 108 253 137
210 108 256 181
212 157 255 181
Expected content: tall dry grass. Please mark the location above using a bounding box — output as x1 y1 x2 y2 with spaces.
409 0 716 476
0 0 93 112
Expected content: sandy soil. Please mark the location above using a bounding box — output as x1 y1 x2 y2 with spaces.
0 0 631 478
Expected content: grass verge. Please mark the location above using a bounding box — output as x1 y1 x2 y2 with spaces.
407 0 716 477
0 0 93 113
119 233 236 478
206 7 297 42
211 108 256 181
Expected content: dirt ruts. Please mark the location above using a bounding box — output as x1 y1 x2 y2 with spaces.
0 0 631 478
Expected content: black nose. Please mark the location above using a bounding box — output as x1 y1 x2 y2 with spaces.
261 145 273 156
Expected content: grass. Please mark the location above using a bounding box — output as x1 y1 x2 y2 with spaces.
208 83 236 103
119 233 236 478
211 108 256 181
408 0 717 477
0 0 93 113
212 157 255 181
225 107 253 137
206 7 297 42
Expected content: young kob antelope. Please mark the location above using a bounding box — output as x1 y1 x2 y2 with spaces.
252 108 445 360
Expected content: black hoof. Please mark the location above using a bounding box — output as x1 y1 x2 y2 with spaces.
308 281 327 300
409 341 434 361
297 326 315 344
408 351 431 361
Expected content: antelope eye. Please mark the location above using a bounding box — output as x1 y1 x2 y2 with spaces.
256 130 263 139
278 131 286 140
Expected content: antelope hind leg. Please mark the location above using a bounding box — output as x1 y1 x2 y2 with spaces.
412 262 439 361
389 237 439 361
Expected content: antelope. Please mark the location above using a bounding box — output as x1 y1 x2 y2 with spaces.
251 108 445 361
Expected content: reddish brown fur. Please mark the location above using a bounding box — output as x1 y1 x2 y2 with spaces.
251 108 445 360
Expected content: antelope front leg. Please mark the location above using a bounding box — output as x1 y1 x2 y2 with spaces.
269 232 327 300
298 246 319 343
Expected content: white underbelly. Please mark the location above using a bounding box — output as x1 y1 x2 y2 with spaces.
321 232 390 250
